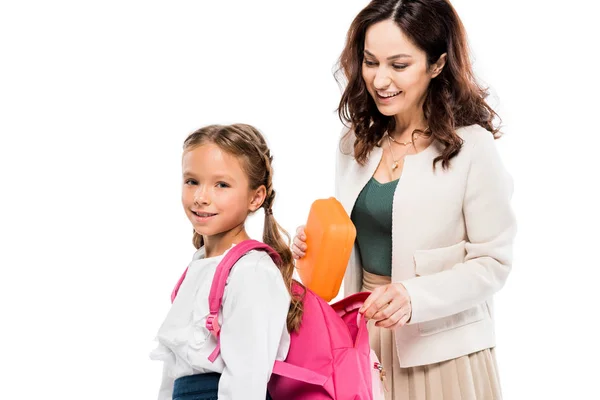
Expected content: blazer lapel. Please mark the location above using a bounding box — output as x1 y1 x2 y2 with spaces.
338 145 383 215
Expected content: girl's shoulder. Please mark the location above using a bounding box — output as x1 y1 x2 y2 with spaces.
228 249 283 281
225 249 289 300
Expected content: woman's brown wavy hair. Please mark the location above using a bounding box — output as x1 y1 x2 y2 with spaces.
183 124 303 332
336 0 501 168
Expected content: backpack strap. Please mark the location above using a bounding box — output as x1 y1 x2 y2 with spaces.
205 239 282 362
272 360 329 386
171 267 188 303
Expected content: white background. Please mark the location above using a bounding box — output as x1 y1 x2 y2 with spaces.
1 0 598 398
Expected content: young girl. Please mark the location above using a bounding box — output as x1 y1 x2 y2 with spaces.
150 123 302 400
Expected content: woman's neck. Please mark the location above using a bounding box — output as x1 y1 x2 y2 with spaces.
393 110 428 142
203 224 250 258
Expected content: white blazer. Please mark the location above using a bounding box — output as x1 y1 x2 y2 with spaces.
336 124 516 367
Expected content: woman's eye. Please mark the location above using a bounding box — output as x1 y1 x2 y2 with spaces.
363 60 377 67
184 178 197 185
216 182 230 188
393 64 408 70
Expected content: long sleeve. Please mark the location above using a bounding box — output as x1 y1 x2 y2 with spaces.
402 133 517 324
217 254 290 400
149 340 176 400
157 360 175 400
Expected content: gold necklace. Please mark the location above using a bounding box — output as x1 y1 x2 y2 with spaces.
386 134 416 171
388 128 428 145
388 135 415 146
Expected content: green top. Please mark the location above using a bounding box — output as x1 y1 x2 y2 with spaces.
350 177 399 277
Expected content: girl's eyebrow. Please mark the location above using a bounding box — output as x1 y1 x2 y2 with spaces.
213 174 236 182
182 171 237 182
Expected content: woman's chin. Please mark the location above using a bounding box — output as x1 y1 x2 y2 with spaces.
376 104 402 117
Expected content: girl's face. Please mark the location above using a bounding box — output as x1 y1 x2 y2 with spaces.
181 143 265 241
361 19 444 118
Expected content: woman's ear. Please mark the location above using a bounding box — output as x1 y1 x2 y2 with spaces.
248 185 267 212
431 53 447 78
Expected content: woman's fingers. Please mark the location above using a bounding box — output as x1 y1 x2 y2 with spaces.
292 226 307 259
295 225 306 240
374 307 411 329
370 295 405 322
292 242 305 259
293 235 307 250
359 286 395 320
360 283 412 324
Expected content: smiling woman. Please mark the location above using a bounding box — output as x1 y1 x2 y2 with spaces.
338 0 498 174
292 1 516 399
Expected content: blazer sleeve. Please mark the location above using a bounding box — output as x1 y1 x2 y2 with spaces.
401 133 517 324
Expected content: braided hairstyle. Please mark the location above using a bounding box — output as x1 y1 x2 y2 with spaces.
183 123 303 332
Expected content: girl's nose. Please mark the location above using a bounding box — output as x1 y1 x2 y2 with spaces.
193 186 210 205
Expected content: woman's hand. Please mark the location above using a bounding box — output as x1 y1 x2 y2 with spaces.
291 225 307 259
359 283 412 329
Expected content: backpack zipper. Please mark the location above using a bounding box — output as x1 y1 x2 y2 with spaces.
374 362 389 392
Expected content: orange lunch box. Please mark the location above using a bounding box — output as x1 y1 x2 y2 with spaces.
296 197 357 302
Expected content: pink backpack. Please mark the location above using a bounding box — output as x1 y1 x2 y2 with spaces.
171 240 385 400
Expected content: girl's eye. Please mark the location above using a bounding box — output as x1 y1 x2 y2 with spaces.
216 182 230 188
185 178 197 185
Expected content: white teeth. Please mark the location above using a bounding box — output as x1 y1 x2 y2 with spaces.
194 211 214 217
377 90 401 98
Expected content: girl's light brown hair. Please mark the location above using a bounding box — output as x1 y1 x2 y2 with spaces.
183 123 303 332
336 0 501 169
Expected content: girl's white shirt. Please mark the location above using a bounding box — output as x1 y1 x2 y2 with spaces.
150 246 291 400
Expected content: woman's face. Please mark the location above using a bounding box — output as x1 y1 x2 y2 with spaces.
361 19 444 118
